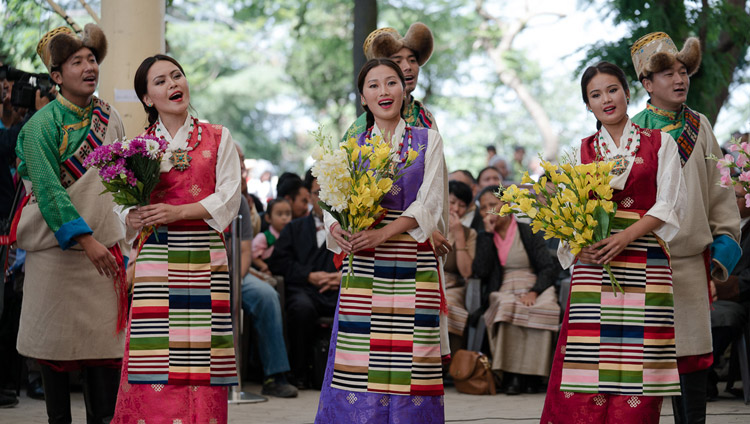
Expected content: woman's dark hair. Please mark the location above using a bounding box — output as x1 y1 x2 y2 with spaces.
580 61 630 131
477 166 501 183
265 198 290 218
449 180 473 207
357 58 407 130
134 54 187 127
477 185 501 203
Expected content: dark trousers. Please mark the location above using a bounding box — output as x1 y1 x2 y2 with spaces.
672 368 709 424
285 285 336 380
40 363 120 424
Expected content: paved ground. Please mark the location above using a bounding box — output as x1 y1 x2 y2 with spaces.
2 383 749 423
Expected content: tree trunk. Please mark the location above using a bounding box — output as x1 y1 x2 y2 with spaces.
352 0 377 116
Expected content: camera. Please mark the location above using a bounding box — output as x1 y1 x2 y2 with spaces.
0 65 55 109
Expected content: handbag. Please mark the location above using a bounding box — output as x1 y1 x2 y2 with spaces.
448 349 496 395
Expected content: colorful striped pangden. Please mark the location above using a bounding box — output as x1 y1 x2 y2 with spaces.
560 210 680 396
128 221 238 386
331 211 443 396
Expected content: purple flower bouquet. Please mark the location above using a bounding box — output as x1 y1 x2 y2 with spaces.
84 135 168 207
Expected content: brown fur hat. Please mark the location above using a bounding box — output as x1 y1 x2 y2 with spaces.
37 23 108 71
631 32 701 80
363 22 434 66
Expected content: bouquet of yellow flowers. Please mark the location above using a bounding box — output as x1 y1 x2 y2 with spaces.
310 126 420 287
497 159 624 294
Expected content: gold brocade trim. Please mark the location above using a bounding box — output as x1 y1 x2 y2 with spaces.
630 32 671 55
56 93 93 118
646 102 680 120
59 120 90 155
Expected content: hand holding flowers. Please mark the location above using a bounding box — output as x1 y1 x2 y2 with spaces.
311 125 420 287
496 159 624 294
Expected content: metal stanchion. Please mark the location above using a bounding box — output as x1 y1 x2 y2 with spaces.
228 214 267 404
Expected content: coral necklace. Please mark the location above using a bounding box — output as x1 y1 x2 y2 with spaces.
366 125 413 163
594 123 641 176
148 116 202 171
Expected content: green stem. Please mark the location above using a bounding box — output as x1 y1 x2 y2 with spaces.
603 263 624 296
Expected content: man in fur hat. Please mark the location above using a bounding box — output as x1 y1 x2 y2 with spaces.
15 24 127 424
631 32 741 424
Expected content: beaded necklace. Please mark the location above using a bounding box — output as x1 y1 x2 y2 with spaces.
594 123 641 176
365 124 413 164
147 116 202 171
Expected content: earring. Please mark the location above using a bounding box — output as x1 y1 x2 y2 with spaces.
361 100 366 107
626 97 630 104
146 103 153 107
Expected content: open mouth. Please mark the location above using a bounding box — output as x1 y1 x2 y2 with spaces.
674 88 686 94
603 105 616 114
169 91 183 101
404 75 414 83
83 75 96 83
378 99 394 108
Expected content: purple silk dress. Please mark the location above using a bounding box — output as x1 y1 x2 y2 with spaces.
315 127 445 423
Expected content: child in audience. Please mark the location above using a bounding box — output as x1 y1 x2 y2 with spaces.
252 198 292 275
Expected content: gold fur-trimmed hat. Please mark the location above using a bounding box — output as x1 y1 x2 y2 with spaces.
36 23 108 71
363 22 434 66
630 32 701 80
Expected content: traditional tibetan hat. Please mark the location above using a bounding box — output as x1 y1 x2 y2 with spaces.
630 32 701 80
363 22 434 66
36 23 108 71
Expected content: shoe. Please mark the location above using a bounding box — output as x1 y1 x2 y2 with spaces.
261 375 298 398
0 393 18 408
522 375 539 394
505 374 521 396
27 378 45 400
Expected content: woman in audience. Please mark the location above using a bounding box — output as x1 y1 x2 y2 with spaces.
111 54 241 424
477 166 503 189
444 180 478 353
316 58 447 422
473 185 560 395
540 62 684 423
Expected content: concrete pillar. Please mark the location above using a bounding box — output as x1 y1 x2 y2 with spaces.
99 0 165 138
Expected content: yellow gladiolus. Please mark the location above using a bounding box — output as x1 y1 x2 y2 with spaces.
582 227 594 241
595 184 613 199
559 227 574 236
407 149 419 162
521 173 534 184
600 200 614 213
378 178 393 193
499 204 514 216
586 215 597 228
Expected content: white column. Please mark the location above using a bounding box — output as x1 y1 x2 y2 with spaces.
99 0 165 138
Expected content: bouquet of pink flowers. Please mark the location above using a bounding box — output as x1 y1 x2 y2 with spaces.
84 135 168 207
711 137 750 206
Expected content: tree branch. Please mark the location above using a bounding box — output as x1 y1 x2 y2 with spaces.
45 0 82 33
78 0 100 24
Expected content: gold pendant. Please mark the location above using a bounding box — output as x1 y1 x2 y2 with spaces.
611 154 629 176
170 148 192 171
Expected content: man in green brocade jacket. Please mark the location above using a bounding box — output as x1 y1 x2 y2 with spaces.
631 32 741 424
15 24 126 424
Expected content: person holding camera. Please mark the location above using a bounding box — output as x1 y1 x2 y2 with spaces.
14 24 127 424
0 64 53 409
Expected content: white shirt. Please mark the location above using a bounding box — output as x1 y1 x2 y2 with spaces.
557 119 686 269
117 115 241 241
324 118 446 252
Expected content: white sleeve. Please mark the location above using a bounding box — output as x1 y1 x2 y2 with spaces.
646 132 685 242
402 130 446 243
199 127 241 232
115 205 140 244
323 210 342 254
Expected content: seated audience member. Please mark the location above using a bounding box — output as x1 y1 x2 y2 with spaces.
261 173 309 232
252 198 292 275
236 144 263 243
448 170 478 227
472 186 560 395
444 181 478 353
237 195 297 398
268 171 339 389
708 184 750 398
477 166 503 189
